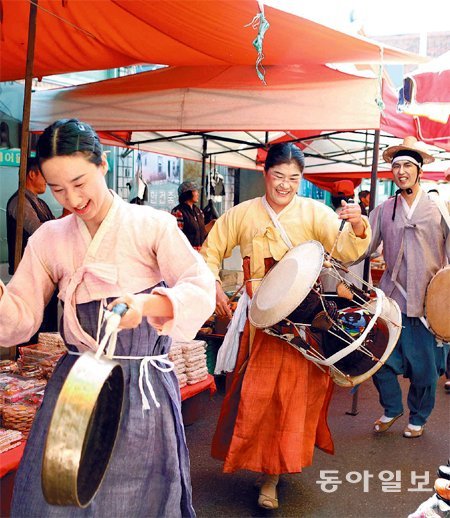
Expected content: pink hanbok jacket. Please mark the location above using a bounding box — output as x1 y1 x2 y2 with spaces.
0 192 216 350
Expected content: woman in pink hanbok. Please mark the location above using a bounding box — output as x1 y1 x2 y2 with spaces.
0 119 216 517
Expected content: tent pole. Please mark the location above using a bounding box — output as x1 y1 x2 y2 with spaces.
368 129 380 215
362 129 380 284
348 128 380 418
200 136 207 208
14 0 38 272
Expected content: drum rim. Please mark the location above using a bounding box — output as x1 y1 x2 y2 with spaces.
249 240 324 328
330 296 402 387
425 265 450 342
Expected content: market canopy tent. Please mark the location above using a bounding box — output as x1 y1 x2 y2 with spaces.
7 0 430 173
30 63 383 169
1 0 426 82
31 65 449 183
259 56 450 190
5 0 428 271
257 130 450 188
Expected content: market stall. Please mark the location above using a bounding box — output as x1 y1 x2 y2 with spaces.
0 3 438 511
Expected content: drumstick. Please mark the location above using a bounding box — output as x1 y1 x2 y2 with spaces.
325 198 354 265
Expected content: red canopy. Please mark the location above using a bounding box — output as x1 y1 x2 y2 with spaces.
1 0 425 82
30 64 382 134
381 55 450 151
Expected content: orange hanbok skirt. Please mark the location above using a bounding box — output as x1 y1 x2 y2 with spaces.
211 321 335 474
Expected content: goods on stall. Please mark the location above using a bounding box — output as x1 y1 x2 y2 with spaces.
169 340 208 387
181 341 208 385
0 427 23 454
199 316 215 335
0 374 46 438
1 403 38 437
17 334 65 380
38 332 65 350
0 373 46 404
168 342 187 388
0 360 18 374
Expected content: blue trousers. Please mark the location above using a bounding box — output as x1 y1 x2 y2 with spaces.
372 314 449 426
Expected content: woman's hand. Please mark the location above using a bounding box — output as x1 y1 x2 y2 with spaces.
108 293 174 330
107 294 144 329
339 200 366 237
215 281 232 318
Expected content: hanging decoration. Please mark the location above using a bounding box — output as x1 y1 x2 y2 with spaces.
245 1 270 84
375 46 385 111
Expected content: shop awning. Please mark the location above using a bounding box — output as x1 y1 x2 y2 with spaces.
29 64 381 132
1 0 426 82
30 67 450 178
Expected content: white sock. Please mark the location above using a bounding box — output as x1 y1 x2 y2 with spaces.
406 424 422 431
380 415 397 423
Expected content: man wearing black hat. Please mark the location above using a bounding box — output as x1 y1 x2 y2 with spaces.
171 181 208 250
365 137 449 439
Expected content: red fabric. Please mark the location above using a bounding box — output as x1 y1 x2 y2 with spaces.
0 441 26 478
180 374 216 402
305 176 362 192
381 76 450 151
30 64 382 135
1 1 424 82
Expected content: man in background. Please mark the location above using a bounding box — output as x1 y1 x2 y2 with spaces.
358 190 370 215
6 157 58 336
171 181 209 251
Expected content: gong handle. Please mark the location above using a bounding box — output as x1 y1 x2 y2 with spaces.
112 303 128 316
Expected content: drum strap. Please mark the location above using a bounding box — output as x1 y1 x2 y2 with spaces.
262 196 294 249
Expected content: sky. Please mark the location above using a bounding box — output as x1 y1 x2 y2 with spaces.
265 0 449 36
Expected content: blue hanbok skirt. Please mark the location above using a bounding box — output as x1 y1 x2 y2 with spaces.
11 288 195 518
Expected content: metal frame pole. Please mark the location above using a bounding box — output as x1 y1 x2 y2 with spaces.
14 0 38 272
200 136 207 208
348 128 380 416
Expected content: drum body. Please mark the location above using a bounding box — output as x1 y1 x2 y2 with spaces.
42 351 124 507
249 241 402 387
425 265 450 342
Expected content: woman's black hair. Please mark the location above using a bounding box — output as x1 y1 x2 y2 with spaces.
264 142 305 172
36 118 103 167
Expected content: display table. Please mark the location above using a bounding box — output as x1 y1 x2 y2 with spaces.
0 441 26 517
180 373 216 401
180 374 216 426
0 441 26 478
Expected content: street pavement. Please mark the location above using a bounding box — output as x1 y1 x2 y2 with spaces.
185 375 450 518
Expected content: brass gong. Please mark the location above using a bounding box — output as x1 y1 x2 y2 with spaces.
42 351 124 507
